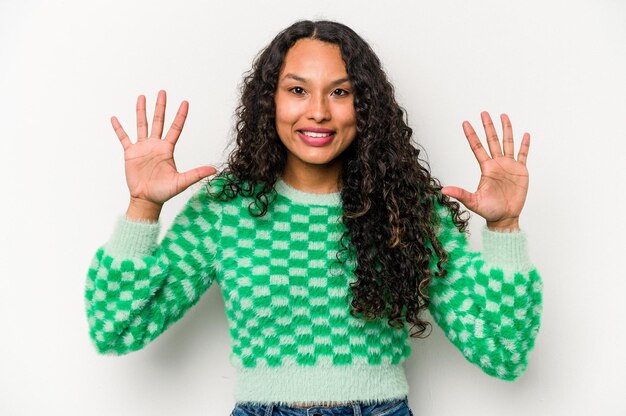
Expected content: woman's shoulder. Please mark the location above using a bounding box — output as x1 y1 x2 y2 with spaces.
190 172 274 207
210 172 270 194
181 173 232 207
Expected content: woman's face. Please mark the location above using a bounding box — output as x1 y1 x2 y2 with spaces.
274 39 357 173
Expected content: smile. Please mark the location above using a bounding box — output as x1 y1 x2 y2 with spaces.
301 131 333 138
297 130 335 146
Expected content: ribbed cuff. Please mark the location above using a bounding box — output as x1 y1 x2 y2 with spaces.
103 215 161 258
481 226 532 272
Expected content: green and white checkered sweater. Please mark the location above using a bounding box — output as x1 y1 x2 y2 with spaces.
85 177 542 406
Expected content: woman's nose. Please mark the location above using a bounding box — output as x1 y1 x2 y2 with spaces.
306 94 331 122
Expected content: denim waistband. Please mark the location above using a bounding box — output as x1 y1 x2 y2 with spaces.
233 395 410 415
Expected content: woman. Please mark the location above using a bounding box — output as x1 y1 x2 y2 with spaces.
86 20 542 416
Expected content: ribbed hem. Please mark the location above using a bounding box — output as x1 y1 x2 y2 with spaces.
275 178 342 207
103 215 161 258
234 364 408 406
481 226 532 271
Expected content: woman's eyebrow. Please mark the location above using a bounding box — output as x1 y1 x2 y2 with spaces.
282 73 306 83
281 73 351 86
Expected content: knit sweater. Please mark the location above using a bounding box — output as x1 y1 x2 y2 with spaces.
84 177 543 407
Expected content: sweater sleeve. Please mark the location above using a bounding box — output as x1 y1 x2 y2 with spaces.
427 200 543 381
84 185 222 355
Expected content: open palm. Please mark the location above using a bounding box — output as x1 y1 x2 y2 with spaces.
111 90 216 206
441 112 531 230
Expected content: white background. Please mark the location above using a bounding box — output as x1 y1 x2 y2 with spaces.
1 0 624 415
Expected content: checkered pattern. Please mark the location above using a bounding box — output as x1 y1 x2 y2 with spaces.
85 187 221 354
427 202 543 380
85 179 542 384
217 199 413 369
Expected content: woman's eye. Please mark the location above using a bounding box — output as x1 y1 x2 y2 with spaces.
333 89 349 96
290 87 305 95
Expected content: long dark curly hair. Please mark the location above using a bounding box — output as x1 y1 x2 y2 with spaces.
209 20 469 338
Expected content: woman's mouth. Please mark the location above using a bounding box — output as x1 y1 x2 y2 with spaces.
297 130 335 146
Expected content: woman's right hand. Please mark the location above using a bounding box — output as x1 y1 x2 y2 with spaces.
111 90 217 213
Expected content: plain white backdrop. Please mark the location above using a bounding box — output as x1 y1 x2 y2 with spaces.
1 0 624 414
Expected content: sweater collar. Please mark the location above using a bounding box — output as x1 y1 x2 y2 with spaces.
274 178 342 207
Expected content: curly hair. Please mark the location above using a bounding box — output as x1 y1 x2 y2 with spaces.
209 20 469 338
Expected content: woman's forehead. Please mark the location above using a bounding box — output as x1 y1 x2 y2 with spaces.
280 39 348 80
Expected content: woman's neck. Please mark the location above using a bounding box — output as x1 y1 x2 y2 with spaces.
281 158 342 194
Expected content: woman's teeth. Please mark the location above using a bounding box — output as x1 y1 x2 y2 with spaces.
301 131 333 138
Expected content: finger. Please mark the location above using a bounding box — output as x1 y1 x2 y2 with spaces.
517 133 531 165
501 113 515 158
111 116 131 150
150 90 167 139
441 186 478 211
481 111 503 158
177 166 217 193
462 120 490 164
164 100 189 145
136 95 148 141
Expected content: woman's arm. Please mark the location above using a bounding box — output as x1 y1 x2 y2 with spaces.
84 184 222 355
427 200 543 381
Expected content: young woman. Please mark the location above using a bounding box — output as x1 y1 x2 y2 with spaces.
85 20 542 416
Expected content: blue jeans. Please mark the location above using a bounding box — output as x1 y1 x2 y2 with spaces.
230 396 414 416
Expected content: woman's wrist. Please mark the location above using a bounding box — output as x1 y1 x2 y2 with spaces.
486 217 520 232
126 197 163 222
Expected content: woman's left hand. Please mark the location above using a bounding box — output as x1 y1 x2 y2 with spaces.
441 111 531 232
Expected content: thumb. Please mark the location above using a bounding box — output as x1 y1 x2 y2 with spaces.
441 186 477 211
177 166 217 192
